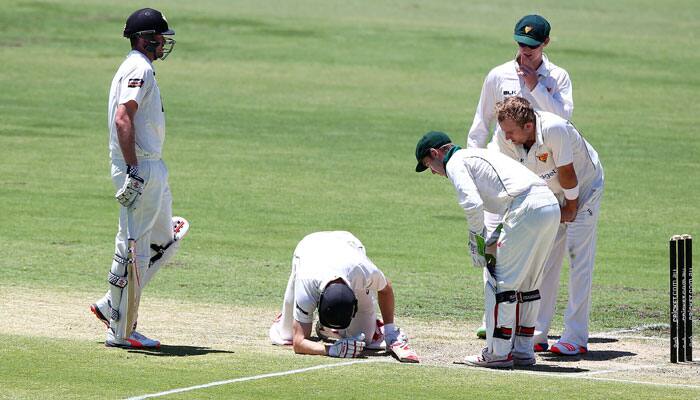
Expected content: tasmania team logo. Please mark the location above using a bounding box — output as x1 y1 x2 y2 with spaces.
537 153 549 162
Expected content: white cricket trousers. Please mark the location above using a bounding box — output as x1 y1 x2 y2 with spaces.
484 186 560 358
105 158 174 340
534 186 603 348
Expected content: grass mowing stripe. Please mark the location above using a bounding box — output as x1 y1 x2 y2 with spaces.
125 359 386 400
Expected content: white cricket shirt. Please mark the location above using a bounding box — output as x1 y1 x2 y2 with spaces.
108 50 165 160
517 111 604 204
468 54 573 160
445 148 548 234
293 231 388 324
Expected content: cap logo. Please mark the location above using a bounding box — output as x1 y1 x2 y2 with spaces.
524 26 533 34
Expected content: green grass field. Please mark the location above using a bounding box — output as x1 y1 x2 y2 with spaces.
1 0 699 398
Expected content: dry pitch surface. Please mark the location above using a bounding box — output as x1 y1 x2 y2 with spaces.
2 287 699 389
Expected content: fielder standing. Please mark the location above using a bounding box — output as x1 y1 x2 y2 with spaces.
415 131 559 368
269 231 419 362
468 14 574 339
496 97 604 355
90 8 188 348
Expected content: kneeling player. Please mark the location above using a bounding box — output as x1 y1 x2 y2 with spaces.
269 231 419 363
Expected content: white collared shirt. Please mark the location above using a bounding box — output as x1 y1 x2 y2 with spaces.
467 54 573 159
292 231 387 324
516 111 604 204
445 148 548 234
108 50 166 160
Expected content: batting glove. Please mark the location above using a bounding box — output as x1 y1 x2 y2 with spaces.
328 333 365 358
115 165 144 208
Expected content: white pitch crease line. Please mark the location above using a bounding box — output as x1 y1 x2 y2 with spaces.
125 359 386 400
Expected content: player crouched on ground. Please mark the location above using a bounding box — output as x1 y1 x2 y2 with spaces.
269 231 419 363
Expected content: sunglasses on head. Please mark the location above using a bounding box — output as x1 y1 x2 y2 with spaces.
517 42 541 49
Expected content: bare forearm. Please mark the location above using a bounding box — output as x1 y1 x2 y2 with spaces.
292 320 328 356
115 103 138 165
378 282 395 325
293 338 328 356
558 163 579 222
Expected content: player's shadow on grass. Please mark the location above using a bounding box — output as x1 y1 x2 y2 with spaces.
125 345 235 357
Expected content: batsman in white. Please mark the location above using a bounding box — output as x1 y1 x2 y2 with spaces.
496 96 604 355
467 14 574 340
415 131 559 368
89 8 188 348
269 231 419 362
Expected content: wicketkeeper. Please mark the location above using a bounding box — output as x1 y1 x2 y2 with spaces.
90 8 188 348
269 231 419 362
415 131 559 368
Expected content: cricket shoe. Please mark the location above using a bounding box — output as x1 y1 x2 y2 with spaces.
269 314 293 346
533 342 549 352
512 351 536 367
462 347 513 369
106 330 160 349
550 342 587 355
90 303 110 328
475 325 486 339
389 338 420 363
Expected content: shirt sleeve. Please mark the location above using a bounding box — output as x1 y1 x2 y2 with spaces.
293 279 319 324
530 69 574 120
448 161 485 234
361 258 388 292
546 124 574 168
118 65 153 107
467 70 498 148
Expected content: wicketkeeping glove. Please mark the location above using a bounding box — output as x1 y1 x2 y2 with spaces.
468 230 487 268
115 165 144 208
469 224 502 269
328 333 365 358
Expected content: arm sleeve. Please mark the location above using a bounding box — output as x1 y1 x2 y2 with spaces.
362 258 388 292
118 66 153 107
547 124 574 167
293 279 319 324
530 70 573 120
467 71 498 148
448 162 485 234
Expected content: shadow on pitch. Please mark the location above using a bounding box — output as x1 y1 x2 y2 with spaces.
588 337 619 344
539 350 635 362
542 336 618 345
519 364 589 373
125 345 235 357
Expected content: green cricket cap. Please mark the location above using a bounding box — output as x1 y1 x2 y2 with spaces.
513 15 550 47
415 131 452 172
